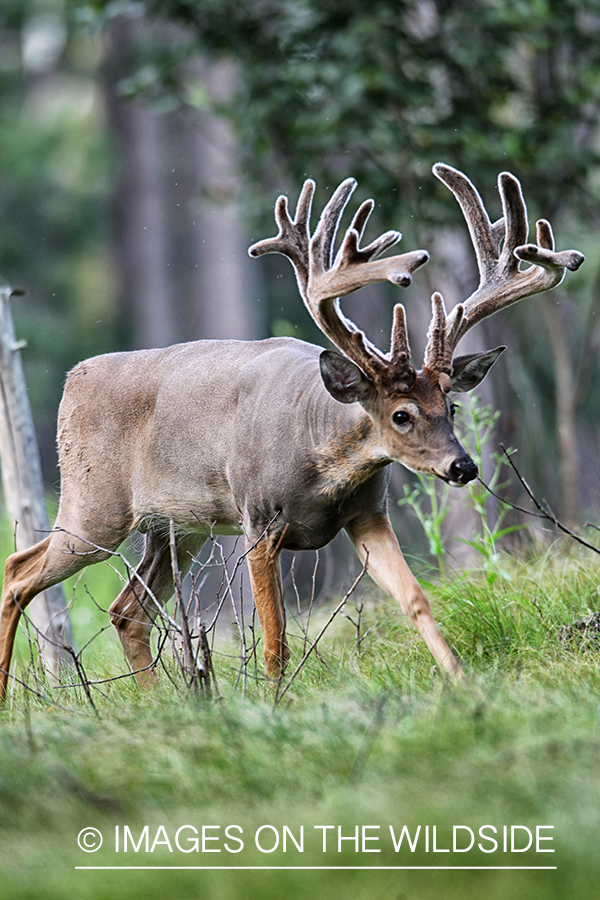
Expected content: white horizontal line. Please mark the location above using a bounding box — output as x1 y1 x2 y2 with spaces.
75 865 558 871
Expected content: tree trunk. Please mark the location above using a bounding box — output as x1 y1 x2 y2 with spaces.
104 16 173 349
188 58 261 340
0 286 73 677
542 297 580 526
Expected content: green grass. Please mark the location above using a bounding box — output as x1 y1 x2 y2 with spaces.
1 536 600 900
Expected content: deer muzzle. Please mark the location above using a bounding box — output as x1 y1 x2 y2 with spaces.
447 454 478 486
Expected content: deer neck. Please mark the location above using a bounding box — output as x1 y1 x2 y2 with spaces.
313 407 388 498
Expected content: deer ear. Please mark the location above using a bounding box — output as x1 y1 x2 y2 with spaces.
320 350 376 404
450 346 506 392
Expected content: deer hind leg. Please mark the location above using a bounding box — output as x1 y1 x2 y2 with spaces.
0 530 116 700
347 513 464 681
246 536 289 679
109 529 205 684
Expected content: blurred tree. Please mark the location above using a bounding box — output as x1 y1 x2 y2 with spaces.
186 57 261 341
0 0 118 479
98 11 262 348
1 0 597 538
0 1 261 464
105 0 599 220
103 13 174 348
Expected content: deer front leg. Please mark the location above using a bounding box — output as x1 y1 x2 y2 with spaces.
347 513 464 681
246 537 289 680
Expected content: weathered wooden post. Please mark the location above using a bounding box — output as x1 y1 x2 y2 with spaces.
0 284 73 679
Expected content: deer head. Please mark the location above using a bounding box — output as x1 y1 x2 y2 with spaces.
249 165 584 486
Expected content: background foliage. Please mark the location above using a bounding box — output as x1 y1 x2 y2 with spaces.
0 0 598 536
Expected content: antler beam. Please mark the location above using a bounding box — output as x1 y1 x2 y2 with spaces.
249 179 429 385
424 164 585 373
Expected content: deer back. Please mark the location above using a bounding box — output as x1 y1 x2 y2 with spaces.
57 337 390 549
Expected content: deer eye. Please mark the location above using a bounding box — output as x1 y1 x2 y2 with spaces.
392 409 411 427
449 403 457 418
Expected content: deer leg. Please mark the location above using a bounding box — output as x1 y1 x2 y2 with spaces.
109 529 205 684
246 536 289 679
347 513 464 681
0 530 116 700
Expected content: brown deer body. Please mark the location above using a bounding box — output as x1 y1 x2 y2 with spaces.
0 165 583 697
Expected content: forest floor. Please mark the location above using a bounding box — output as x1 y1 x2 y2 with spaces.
1 543 599 900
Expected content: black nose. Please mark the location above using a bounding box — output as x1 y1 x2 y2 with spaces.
448 455 478 485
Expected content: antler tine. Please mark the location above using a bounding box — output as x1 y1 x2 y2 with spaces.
307 218 429 381
423 292 451 372
311 177 357 271
491 217 505 250
348 198 374 243
433 163 497 281
336 198 404 266
515 218 584 272
537 218 554 250
445 303 465 351
446 170 529 345
497 171 529 271
390 303 411 359
389 303 416 386
248 179 316 297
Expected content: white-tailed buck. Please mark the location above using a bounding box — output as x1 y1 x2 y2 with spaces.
0 164 584 697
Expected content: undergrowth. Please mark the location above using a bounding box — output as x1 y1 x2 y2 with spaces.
1 540 600 900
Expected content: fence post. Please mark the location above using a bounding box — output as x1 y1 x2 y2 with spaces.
0 285 74 679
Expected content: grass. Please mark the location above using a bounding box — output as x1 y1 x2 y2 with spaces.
1 530 600 900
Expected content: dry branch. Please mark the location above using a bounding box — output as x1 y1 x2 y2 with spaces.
0 285 74 677
480 446 600 556
275 555 368 704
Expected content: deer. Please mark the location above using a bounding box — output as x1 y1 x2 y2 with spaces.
0 164 584 699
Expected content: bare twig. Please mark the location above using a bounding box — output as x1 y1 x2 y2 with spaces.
169 519 206 694
9 660 16 720
0 665 70 709
528 595 547 628
57 633 170 689
479 447 600 556
270 523 289 560
275 555 368 705
20 601 41 693
64 645 99 717
198 622 219 698
250 605 258 683
8 590 101 714
303 551 319 656
343 597 370 657
200 512 280 635
4 529 180 703
53 527 180 635
283 555 328 669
